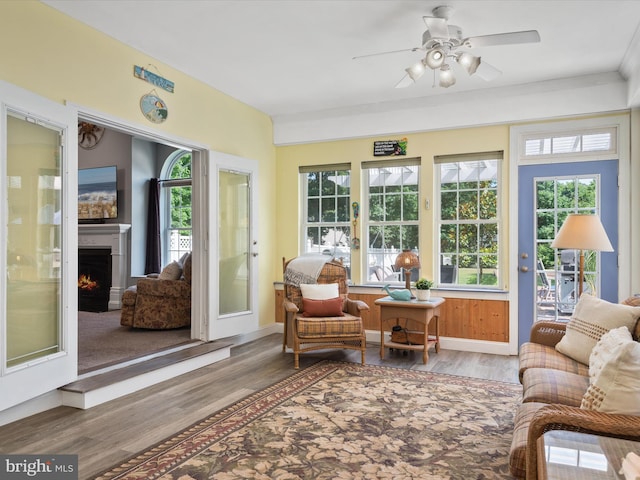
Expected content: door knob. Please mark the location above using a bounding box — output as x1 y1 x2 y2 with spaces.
520 265 529 272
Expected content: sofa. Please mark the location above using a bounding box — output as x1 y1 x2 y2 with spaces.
120 252 192 329
509 294 640 479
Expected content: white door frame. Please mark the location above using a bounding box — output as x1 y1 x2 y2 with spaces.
508 114 631 354
70 104 211 343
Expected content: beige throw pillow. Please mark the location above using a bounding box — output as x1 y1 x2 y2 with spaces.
581 341 640 415
300 283 339 300
555 294 640 365
588 326 634 384
158 261 182 280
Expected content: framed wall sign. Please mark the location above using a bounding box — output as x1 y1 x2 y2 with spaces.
373 138 407 156
140 92 168 123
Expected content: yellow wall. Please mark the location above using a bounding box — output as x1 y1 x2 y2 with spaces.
0 2 277 327
276 124 511 286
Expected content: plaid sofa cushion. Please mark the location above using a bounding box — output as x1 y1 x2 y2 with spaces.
519 342 589 383
522 368 589 406
509 402 547 479
296 313 362 338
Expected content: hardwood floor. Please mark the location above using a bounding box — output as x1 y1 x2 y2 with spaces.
0 334 519 479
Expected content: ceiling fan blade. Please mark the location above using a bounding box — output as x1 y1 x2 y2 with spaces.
352 47 423 60
474 60 502 81
394 73 415 89
423 16 450 40
464 30 540 48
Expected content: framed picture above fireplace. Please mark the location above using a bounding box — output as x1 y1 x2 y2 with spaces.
78 165 118 222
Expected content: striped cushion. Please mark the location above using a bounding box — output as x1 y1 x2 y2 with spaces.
295 313 362 338
509 402 547 479
522 368 589 406
519 342 589 382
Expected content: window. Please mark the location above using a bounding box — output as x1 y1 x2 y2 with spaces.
161 150 192 263
300 164 351 273
436 152 502 288
363 158 420 284
535 175 601 320
522 127 616 159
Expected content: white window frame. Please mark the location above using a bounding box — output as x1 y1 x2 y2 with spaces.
520 127 617 164
160 149 192 264
299 164 352 272
434 152 503 290
362 158 421 285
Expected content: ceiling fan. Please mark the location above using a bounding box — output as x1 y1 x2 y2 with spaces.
354 5 540 89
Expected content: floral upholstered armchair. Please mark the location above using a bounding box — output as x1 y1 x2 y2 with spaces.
120 253 192 329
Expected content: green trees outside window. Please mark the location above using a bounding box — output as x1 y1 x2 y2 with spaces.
438 159 500 287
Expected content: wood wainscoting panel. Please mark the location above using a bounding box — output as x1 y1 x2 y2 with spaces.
275 288 509 343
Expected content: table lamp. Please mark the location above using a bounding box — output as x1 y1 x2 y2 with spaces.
550 213 613 297
395 249 421 292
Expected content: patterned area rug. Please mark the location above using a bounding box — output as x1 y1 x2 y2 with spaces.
95 361 521 479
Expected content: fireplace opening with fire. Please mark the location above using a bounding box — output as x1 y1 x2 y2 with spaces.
78 248 111 312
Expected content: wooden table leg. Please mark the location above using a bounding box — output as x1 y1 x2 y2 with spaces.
434 315 440 353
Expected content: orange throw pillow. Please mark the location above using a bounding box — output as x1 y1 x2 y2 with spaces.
302 297 344 317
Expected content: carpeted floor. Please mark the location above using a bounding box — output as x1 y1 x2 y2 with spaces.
78 310 192 373
94 360 521 480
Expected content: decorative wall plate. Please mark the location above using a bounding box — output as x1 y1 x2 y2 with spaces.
78 122 105 149
140 93 168 123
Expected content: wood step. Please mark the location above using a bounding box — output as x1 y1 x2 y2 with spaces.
60 341 232 409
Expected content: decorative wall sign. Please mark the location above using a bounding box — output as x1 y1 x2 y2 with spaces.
134 65 175 93
373 138 408 156
140 92 168 123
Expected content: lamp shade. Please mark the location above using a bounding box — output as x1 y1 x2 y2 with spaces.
425 47 445 69
395 249 421 270
550 214 613 252
439 64 456 88
406 60 426 81
456 52 481 76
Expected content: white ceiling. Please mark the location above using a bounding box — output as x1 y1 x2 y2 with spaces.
43 0 640 142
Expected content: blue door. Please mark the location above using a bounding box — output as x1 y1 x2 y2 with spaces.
517 160 618 347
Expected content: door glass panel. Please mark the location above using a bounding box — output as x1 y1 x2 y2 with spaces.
6 112 62 368
535 175 599 321
218 170 249 315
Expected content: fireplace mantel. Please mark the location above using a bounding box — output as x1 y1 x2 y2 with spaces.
78 223 131 310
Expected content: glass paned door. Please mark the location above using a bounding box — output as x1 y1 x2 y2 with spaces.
219 169 249 315
517 160 618 346
209 151 258 340
6 113 62 368
1 83 77 413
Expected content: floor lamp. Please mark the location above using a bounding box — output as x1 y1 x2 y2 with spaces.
550 214 613 297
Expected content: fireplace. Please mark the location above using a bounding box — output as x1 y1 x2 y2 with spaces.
78 223 131 310
78 248 112 312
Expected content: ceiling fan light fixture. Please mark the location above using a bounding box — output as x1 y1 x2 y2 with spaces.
425 47 445 69
406 60 426 81
456 52 481 76
439 64 456 88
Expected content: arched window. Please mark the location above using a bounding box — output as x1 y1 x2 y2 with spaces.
160 150 192 263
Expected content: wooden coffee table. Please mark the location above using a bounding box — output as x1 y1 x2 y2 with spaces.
375 296 445 364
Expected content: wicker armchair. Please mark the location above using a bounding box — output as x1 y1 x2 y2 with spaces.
282 257 368 369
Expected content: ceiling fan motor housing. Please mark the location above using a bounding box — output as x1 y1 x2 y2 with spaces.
422 25 463 50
